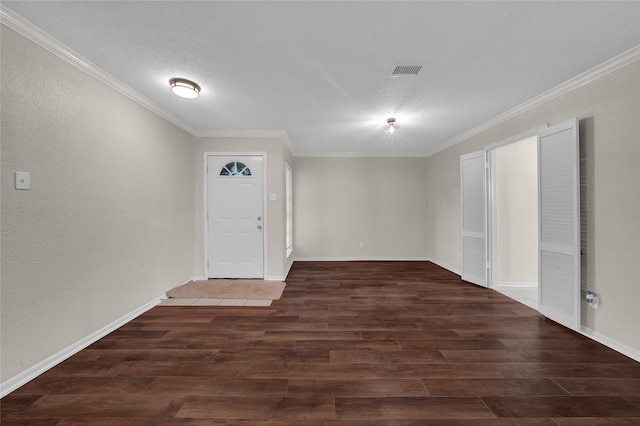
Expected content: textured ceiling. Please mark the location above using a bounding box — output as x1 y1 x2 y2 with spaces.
3 1 640 155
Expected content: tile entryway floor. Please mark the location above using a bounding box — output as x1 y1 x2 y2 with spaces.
159 298 272 306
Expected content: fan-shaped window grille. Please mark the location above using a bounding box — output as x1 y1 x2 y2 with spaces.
220 162 252 177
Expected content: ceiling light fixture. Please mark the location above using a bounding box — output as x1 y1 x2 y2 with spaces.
385 118 397 135
169 78 201 99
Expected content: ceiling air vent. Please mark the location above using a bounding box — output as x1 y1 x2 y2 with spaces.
389 64 422 76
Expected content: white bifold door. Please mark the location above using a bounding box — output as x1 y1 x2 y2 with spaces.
460 151 487 287
460 118 580 332
537 118 580 331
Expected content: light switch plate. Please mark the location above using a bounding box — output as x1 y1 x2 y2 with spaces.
15 172 30 190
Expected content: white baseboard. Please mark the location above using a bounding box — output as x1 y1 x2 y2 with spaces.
497 281 538 288
284 256 294 279
193 274 286 282
0 294 165 398
293 256 430 262
264 275 286 281
427 258 462 276
291 257 460 276
580 326 640 363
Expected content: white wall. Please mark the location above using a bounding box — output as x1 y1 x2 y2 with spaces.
294 157 429 259
194 137 293 280
495 136 538 284
426 60 640 356
1 27 197 382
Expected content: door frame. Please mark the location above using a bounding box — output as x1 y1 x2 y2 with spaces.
481 120 580 331
203 152 268 279
485 127 544 291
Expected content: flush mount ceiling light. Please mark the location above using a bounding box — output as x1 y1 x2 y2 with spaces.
385 118 398 135
169 78 201 99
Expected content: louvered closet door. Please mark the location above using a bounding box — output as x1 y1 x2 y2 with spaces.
461 151 487 287
538 118 580 331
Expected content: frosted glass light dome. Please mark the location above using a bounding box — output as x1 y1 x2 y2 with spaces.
169 78 201 99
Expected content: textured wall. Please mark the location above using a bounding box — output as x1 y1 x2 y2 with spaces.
1 27 197 382
426 60 640 354
294 157 429 259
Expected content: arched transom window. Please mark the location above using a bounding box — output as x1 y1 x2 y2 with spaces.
220 161 252 176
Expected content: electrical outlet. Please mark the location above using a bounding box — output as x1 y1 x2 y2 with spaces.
359 242 364 248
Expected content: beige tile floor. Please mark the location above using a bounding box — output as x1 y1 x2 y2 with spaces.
159 297 272 307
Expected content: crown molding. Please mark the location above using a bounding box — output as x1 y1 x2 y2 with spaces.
425 44 640 158
294 151 431 158
196 130 293 152
3 4 637 158
196 130 287 138
0 5 198 136
1 5 295 150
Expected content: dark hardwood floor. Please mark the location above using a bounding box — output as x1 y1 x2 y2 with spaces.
3 261 640 425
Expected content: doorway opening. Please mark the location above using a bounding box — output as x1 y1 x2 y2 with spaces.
490 136 539 309
462 119 580 331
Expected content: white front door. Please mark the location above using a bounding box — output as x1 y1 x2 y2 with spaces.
207 155 264 278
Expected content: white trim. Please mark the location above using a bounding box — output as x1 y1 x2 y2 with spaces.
197 130 293 153
0 293 165 398
486 132 540 290
204 152 268 279
496 281 538 288
428 258 462 277
294 151 431 158
4 3 637 159
485 127 545 152
487 147 496 289
198 130 287 138
203 154 210 277
425 45 640 158
495 287 539 311
1 6 297 153
190 274 285 282
264 275 286 282
285 161 293 258
429 262 639 363
580 326 640 363
0 6 198 136
293 257 462 276
284 256 294 279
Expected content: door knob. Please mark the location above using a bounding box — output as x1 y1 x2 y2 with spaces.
257 225 262 230
257 216 262 221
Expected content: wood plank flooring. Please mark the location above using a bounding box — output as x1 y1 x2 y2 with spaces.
3 261 640 424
